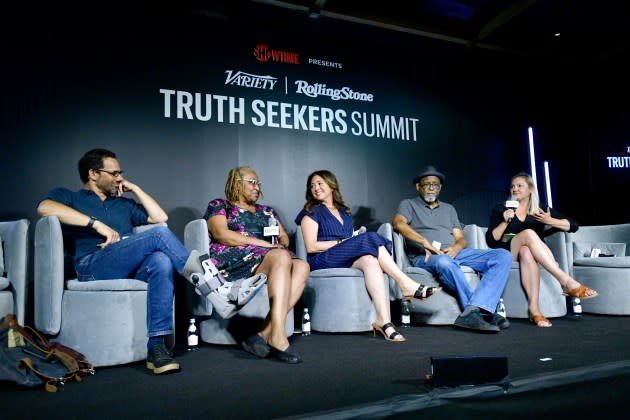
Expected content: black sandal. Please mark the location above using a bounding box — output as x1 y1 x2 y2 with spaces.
405 284 442 301
372 322 406 342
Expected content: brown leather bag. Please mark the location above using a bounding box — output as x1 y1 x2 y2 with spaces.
0 313 95 392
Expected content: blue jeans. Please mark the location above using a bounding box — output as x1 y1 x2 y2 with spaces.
414 248 512 313
75 226 189 338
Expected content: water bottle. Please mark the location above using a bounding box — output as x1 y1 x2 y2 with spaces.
496 298 507 318
573 297 583 316
565 296 583 320
301 308 311 336
187 318 199 351
401 300 411 327
268 213 279 246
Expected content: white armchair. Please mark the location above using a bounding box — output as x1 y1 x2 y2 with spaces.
389 223 480 324
184 219 293 345
472 226 566 319
34 216 172 367
295 224 391 333
565 223 630 314
0 219 29 325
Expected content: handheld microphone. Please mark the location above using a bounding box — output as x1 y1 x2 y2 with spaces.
353 226 367 237
505 197 518 223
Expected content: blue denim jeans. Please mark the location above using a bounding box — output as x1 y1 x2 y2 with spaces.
75 226 189 338
414 248 512 313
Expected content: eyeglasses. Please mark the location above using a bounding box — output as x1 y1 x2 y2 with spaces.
97 169 124 178
420 182 441 189
241 178 262 187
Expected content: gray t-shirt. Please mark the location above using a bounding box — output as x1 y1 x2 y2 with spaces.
396 197 463 262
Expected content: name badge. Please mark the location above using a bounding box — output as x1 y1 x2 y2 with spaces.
264 226 279 236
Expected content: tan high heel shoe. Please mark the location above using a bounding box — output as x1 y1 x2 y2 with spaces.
562 284 598 300
372 322 406 342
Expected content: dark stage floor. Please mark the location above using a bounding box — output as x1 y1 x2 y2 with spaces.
2 313 630 419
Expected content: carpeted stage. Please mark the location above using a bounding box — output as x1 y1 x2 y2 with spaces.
2 313 630 419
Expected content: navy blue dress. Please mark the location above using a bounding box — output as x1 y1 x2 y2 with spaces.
295 204 392 270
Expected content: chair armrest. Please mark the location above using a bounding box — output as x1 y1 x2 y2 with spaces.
465 224 490 250
0 219 30 325
184 219 210 252
133 222 166 234
34 216 65 334
391 230 407 269
183 219 213 316
546 231 568 273
377 223 399 301
294 224 307 260
377 222 393 241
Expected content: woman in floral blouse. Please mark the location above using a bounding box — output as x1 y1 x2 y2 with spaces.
204 166 308 364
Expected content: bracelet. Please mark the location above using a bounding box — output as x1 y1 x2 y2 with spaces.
337 238 342 244
87 216 98 229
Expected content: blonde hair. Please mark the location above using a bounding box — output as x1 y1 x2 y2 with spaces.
512 172 540 215
224 166 263 202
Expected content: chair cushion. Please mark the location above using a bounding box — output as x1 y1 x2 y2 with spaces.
66 279 148 291
573 242 626 259
309 268 364 278
573 256 630 268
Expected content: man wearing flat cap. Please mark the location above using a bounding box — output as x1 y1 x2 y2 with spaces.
392 165 512 333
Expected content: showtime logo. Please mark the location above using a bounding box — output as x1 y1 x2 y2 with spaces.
253 44 300 65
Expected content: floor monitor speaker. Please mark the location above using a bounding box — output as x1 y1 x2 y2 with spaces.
430 354 508 387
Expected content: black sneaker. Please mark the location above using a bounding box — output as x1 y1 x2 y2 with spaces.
146 343 180 375
486 312 510 330
453 310 500 333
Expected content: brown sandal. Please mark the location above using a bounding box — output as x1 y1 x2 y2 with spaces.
529 314 552 328
562 284 598 300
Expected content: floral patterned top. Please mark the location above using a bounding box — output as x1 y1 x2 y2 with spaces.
204 198 292 280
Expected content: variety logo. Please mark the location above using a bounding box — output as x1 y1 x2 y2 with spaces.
254 44 300 65
294 80 373 102
224 70 278 90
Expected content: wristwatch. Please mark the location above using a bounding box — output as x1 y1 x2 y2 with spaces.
87 216 98 229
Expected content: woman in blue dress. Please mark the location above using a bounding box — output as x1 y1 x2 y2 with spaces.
206 166 309 363
295 170 441 343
